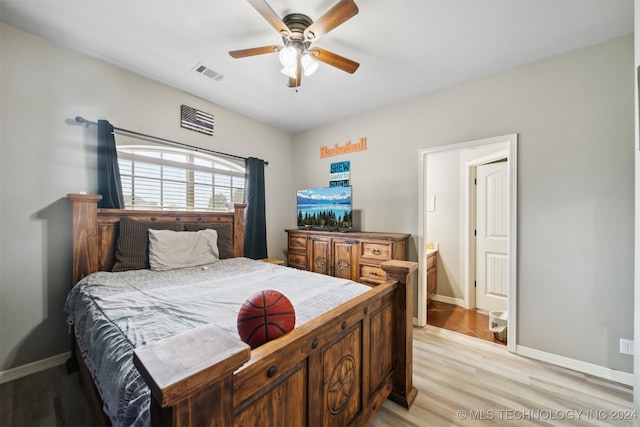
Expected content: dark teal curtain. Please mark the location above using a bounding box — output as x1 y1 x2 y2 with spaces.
244 157 267 259
97 120 124 209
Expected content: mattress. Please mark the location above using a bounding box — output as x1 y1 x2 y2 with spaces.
64 257 369 427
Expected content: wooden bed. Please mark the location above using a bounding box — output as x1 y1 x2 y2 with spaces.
68 193 418 427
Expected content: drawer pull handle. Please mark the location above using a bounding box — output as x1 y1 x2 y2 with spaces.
341 321 347 330
312 339 319 349
371 271 379 276
372 249 381 255
267 366 277 377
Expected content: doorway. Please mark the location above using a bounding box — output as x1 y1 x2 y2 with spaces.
417 134 517 352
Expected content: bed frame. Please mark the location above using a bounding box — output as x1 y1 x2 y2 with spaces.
68 193 417 427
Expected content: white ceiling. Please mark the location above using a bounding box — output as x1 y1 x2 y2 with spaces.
0 0 633 134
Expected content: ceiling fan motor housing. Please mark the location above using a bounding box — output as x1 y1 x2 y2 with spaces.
282 13 313 41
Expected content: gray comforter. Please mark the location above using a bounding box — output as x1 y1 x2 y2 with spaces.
65 257 369 427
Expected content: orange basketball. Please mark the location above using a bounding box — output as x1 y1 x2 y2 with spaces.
237 290 296 349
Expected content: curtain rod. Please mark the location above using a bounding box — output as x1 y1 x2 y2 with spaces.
74 116 268 165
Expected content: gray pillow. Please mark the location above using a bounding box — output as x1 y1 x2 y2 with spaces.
112 216 183 272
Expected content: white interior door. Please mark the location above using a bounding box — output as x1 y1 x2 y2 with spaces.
476 161 509 312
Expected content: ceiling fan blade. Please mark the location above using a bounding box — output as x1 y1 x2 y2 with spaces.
288 59 302 88
310 47 359 74
304 0 358 41
229 45 282 58
247 0 291 38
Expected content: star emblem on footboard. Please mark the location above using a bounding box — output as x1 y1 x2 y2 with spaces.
327 355 355 414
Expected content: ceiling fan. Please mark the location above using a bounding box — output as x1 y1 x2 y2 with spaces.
229 0 360 88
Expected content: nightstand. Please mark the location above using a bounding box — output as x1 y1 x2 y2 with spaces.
261 258 285 266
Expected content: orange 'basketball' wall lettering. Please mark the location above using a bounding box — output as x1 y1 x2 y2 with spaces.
320 137 367 158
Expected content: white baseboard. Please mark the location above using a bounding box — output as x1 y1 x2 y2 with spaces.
432 294 466 307
0 352 70 384
516 345 633 387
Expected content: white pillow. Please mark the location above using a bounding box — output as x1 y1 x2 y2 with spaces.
148 229 219 271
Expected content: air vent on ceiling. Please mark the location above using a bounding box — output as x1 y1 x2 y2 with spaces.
193 63 224 81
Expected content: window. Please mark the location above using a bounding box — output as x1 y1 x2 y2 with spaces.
117 145 245 211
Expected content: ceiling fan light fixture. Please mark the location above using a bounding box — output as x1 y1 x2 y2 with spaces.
301 53 319 76
281 66 298 79
278 46 298 67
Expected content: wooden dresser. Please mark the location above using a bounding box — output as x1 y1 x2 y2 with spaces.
286 229 411 286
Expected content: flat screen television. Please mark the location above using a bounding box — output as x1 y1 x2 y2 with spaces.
297 186 352 230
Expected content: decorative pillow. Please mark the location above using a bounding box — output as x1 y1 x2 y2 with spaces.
148 229 219 271
184 222 234 259
237 290 296 349
112 217 183 272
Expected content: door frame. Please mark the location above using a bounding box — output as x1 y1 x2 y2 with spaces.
418 134 517 352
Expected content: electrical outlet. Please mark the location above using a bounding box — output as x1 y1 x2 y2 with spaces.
620 338 634 355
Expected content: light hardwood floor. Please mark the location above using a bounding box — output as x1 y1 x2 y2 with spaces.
1 326 634 426
375 326 634 426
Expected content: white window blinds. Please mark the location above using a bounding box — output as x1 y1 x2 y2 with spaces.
116 145 245 211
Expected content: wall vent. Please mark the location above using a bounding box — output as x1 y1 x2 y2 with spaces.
193 63 224 81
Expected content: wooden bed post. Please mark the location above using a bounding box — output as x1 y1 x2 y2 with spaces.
68 193 102 285
381 260 418 408
232 203 246 257
133 325 251 427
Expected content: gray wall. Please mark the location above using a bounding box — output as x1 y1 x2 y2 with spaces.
0 22 633 376
292 35 634 373
0 23 294 371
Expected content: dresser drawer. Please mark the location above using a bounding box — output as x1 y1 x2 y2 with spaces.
288 252 307 269
359 264 386 284
288 234 307 251
360 241 391 260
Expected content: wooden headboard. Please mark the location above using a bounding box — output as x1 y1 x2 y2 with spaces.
68 193 246 286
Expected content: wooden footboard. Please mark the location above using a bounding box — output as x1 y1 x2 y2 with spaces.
133 262 417 427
